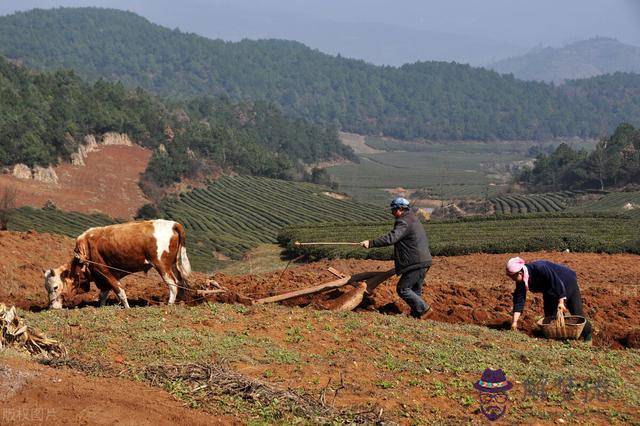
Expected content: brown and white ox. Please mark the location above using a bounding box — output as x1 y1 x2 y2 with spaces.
44 219 191 309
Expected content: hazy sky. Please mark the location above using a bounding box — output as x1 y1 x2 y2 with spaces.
1 0 639 65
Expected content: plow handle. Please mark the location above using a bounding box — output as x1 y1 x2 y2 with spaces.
293 241 361 246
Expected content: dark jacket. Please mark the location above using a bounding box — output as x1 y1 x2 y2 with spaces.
369 209 432 275
512 260 577 313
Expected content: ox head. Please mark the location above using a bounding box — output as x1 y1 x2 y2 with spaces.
43 260 91 309
43 265 71 309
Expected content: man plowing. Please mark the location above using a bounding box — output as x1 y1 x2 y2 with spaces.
360 197 432 319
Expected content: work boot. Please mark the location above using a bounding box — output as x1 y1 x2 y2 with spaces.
410 304 432 319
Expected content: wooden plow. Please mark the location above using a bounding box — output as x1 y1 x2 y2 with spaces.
253 267 395 311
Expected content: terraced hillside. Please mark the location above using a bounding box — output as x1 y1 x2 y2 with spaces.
9 179 640 272
491 190 606 215
160 176 389 269
491 190 640 216
7 206 115 237
567 191 640 217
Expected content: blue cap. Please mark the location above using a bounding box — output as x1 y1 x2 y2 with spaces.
390 197 410 210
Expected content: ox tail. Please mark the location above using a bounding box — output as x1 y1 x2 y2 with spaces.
179 246 192 278
174 223 192 279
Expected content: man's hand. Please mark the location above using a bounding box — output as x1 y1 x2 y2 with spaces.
360 240 370 249
511 322 518 331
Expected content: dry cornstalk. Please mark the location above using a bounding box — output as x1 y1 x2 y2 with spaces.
0 303 66 358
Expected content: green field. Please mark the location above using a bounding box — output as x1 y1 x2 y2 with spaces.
491 190 640 217
328 138 597 207
8 206 116 237
328 140 533 207
363 136 596 153
279 214 640 260
8 177 638 272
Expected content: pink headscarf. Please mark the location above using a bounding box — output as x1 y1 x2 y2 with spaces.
506 256 529 288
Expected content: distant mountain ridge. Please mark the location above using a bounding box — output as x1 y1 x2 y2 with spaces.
1 8 640 141
488 37 640 84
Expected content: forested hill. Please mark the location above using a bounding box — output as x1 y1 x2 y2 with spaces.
0 56 352 188
1 8 640 141
519 123 640 191
488 37 640 84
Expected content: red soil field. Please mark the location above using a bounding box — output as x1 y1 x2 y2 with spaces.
1 230 638 350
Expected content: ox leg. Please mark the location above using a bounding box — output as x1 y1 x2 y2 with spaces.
163 273 179 305
94 271 129 308
98 289 110 307
172 265 186 301
117 286 130 309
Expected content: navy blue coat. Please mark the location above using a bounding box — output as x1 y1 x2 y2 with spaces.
512 260 577 313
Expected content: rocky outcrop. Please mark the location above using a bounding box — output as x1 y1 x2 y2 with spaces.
71 135 98 166
12 164 32 180
33 166 59 184
101 132 132 146
10 132 132 182
11 164 58 183
71 133 131 165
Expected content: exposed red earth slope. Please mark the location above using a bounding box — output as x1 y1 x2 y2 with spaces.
0 145 152 220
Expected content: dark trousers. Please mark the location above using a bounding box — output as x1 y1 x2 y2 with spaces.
397 267 430 317
543 286 593 341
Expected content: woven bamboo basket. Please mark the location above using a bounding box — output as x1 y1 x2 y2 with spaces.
536 306 586 340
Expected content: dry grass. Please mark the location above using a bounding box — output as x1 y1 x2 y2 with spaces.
143 361 385 424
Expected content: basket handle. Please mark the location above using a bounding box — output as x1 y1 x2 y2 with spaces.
556 305 566 328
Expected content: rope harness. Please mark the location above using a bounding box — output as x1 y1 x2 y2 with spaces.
74 255 193 292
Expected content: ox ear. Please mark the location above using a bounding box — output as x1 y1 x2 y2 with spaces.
43 268 53 277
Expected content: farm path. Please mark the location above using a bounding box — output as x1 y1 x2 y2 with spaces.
1 230 638 349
